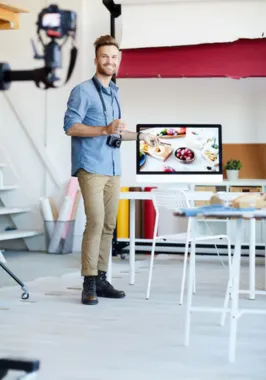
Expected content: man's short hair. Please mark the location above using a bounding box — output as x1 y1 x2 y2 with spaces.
94 35 119 56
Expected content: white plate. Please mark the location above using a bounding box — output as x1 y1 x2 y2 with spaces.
202 147 219 165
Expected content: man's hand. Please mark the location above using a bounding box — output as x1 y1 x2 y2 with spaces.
140 132 161 147
106 119 126 135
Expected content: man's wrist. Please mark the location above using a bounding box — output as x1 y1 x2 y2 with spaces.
137 132 144 140
100 126 110 136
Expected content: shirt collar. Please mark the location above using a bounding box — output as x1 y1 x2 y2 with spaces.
93 75 119 93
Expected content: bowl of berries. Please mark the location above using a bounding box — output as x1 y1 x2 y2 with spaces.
174 147 195 164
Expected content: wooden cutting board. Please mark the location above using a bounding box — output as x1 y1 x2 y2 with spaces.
141 142 173 161
158 134 186 139
155 127 187 139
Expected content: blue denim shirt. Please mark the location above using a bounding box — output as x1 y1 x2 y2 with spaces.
63 76 121 177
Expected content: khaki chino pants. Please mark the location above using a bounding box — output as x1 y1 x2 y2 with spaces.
77 169 120 276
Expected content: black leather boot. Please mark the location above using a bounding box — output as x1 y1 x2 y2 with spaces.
81 276 98 305
96 271 126 299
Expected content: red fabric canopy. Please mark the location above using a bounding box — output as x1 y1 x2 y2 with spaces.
117 38 266 79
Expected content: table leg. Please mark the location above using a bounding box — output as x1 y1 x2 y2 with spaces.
129 199 136 285
263 221 266 290
264 242 266 291
229 218 243 363
249 218 256 300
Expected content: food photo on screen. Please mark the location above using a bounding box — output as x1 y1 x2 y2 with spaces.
137 125 221 174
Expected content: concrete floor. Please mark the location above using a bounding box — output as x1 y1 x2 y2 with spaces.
0 250 266 380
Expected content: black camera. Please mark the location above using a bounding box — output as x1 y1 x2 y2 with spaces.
0 4 77 91
107 135 122 148
34 4 77 83
37 4 77 39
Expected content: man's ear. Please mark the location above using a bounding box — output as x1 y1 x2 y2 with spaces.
94 57 97 66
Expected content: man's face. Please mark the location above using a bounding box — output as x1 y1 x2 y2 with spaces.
95 45 120 77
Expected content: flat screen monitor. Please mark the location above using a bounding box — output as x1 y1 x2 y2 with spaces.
136 124 223 184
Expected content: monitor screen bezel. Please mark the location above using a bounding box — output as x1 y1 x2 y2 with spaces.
136 124 223 177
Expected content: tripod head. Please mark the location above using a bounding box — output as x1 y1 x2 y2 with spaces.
0 4 78 91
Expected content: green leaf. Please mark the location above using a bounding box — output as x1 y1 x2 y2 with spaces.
224 159 242 170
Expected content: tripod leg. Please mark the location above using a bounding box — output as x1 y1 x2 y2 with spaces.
0 369 8 380
112 225 129 260
0 261 29 300
112 225 118 257
0 251 6 263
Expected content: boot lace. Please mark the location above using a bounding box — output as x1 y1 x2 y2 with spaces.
84 276 96 292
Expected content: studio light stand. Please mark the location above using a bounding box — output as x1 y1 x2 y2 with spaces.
102 1 129 259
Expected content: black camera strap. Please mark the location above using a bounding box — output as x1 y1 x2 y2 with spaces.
45 45 78 89
65 45 78 84
92 76 121 126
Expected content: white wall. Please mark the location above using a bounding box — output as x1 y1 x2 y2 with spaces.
0 0 265 251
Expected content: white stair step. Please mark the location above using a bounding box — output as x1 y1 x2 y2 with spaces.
0 185 18 191
0 207 30 216
0 230 41 241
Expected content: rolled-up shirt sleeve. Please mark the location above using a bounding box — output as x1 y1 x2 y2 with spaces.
63 86 90 132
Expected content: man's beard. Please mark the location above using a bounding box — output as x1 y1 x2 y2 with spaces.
98 65 116 77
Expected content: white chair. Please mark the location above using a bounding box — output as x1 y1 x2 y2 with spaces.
146 188 232 302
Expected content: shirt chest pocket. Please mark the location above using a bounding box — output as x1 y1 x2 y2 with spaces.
82 99 106 126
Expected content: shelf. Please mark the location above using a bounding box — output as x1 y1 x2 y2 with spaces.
0 229 41 241
0 207 30 215
0 2 29 30
0 185 18 191
0 158 39 248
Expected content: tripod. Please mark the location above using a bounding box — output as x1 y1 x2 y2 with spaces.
112 227 129 260
0 251 29 300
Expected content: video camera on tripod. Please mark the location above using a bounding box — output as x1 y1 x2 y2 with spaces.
0 4 78 91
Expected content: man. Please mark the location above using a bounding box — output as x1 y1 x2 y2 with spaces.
63 35 159 306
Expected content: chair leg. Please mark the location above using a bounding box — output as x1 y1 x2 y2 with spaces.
220 273 232 326
146 239 157 300
193 253 196 295
179 240 190 305
220 238 233 326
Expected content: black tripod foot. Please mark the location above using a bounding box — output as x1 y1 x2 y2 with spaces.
112 242 130 260
21 288 29 300
0 261 29 300
0 358 40 379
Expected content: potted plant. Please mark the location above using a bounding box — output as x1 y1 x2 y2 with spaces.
224 159 243 181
